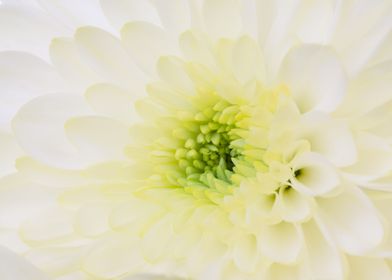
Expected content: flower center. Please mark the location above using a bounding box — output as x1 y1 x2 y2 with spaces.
174 100 244 189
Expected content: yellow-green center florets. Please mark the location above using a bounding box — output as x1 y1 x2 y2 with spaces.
174 100 245 189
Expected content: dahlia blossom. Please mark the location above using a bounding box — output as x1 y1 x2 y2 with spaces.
1 0 392 279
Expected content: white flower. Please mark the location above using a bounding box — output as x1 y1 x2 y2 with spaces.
1 0 392 279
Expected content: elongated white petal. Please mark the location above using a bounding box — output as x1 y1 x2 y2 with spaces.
12 94 92 168
65 116 131 162
317 186 385 254
100 0 160 30
121 21 177 76
0 51 67 128
0 246 51 280
279 45 346 113
297 112 357 167
202 0 242 39
302 220 345 279
347 256 392 280
259 222 303 263
75 26 147 90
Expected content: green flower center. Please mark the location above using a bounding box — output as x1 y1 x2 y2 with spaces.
173 100 244 189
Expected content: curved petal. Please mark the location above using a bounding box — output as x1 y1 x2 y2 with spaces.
291 152 340 196
259 222 303 263
75 26 147 90
121 21 177 76
278 187 312 222
202 0 242 39
12 93 92 168
85 83 141 124
83 235 143 278
0 51 67 128
49 37 100 90
64 116 131 162
278 44 347 113
0 174 55 228
37 0 113 31
150 0 191 36
297 112 357 167
302 220 345 280
347 256 392 280
316 186 385 254
100 0 160 30
0 246 51 280
0 5 69 60
343 132 392 183
232 36 266 84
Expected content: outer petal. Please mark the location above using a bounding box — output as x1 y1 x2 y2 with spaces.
0 246 51 280
0 51 67 128
302 220 345 280
347 256 392 280
0 5 69 60
0 174 55 229
316 186 385 254
297 112 357 167
64 116 131 162
202 0 242 39
12 93 92 168
259 222 303 263
100 0 160 30
75 26 147 90
278 45 347 113
121 21 177 76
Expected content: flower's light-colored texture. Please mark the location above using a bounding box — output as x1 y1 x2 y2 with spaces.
1 0 392 279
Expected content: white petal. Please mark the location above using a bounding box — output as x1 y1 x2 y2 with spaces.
123 275 185 280
15 157 88 189
157 56 195 94
37 0 113 31
83 235 143 278
25 247 86 276
85 83 141 124
279 45 347 113
317 186 385 254
259 222 303 263
100 0 160 30
297 112 357 167
121 21 177 76
202 0 242 39
347 256 392 280
64 116 131 162
0 51 67 129
20 207 74 243
332 1 392 76
179 30 215 68
291 152 340 196
343 132 392 182
0 174 55 228
265 263 303 280
49 37 100 90
12 93 92 168
150 0 191 36
302 220 345 279
0 131 23 176
0 5 69 60
75 26 147 90
278 187 312 222
74 202 111 237
232 36 266 84
232 233 258 273
0 246 51 280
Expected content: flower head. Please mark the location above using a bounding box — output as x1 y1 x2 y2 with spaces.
1 0 392 279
